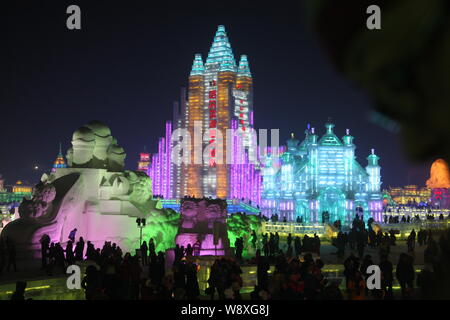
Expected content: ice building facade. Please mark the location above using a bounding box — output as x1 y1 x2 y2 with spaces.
261 122 382 223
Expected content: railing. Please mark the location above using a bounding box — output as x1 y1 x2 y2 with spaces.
159 198 261 214
262 221 327 236
237 201 260 213
384 207 450 217
377 219 450 235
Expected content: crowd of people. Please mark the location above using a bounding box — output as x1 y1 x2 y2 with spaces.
6 211 448 300
331 215 438 260
383 213 448 224
0 237 17 274
258 232 321 259
249 250 341 300
5 229 440 301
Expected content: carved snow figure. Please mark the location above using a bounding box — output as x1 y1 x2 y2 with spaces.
107 142 126 172
70 126 96 166
2 121 179 261
18 183 56 219
176 198 230 256
65 120 126 171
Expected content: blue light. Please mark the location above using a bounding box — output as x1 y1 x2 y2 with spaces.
261 121 382 223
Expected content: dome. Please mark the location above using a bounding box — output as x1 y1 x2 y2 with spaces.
86 120 112 138
287 133 300 151
72 126 95 142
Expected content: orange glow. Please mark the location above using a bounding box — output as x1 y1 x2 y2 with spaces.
216 71 234 198
185 74 204 197
13 186 32 193
426 159 450 189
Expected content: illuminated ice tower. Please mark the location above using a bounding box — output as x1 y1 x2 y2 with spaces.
183 25 255 198
137 147 150 173
261 122 383 223
366 149 383 220
51 143 67 173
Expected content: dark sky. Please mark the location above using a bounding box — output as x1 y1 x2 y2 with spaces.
2 0 432 188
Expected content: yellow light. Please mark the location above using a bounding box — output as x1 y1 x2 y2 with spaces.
5 285 51 294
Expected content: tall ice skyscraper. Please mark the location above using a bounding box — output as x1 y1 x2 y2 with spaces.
182 25 255 198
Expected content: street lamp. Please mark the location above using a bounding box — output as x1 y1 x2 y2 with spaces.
136 218 146 246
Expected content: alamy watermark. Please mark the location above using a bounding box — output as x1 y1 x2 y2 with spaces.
66 264 81 289
366 5 381 30
170 122 280 167
66 5 81 30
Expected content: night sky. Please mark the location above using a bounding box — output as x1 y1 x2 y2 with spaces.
2 1 433 188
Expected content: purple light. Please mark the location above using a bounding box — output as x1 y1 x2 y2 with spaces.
149 121 174 198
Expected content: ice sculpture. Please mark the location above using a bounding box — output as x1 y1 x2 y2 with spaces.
426 159 450 189
261 122 383 223
175 198 230 256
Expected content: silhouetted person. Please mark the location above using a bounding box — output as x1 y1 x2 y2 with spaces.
157 251 166 281
251 230 258 250
39 234 50 270
0 237 6 274
140 241 148 266
75 237 85 261
235 238 244 261
10 281 26 300
81 265 101 300
313 233 321 255
293 236 302 257
65 240 75 265
256 249 269 290
185 261 200 300
174 244 181 263
356 231 366 259
287 233 292 249
149 238 156 256
186 244 193 257
68 228 77 242
55 243 66 273
6 238 17 272
379 254 394 299
396 253 415 299
85 241 96 261
417 266 435 300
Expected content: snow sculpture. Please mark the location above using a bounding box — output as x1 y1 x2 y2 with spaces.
66 120 126 171
18 183 56 219
2 121 179 261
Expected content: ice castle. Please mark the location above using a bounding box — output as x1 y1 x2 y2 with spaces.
260 122 383 224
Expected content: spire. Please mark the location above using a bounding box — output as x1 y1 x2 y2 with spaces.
190 54 204 76
325 122 335 134
342 128 354 146
52 143 67 172
237 55 251 77
319 121 343 146
367 149 380 166
206 25 237 70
